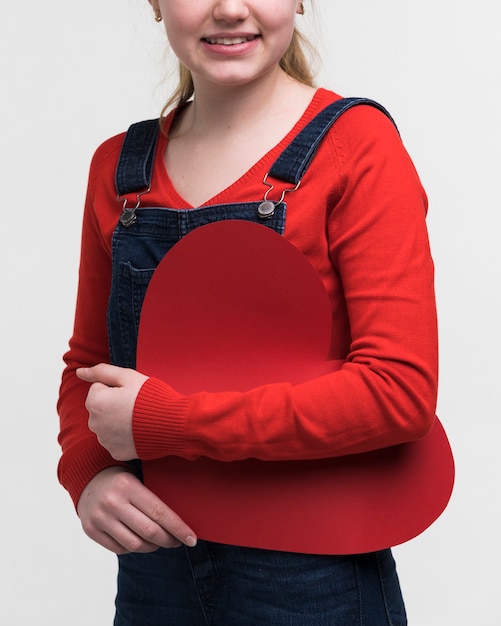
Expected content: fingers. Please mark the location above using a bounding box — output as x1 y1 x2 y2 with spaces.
77 364 149 462
110 505 183 553
87 511 177 554
85 524 161 555
78 468 197 555
129 486 198 549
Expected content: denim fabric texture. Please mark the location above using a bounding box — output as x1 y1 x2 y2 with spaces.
114 543 407 625
107 99 407 625
107 202 286 369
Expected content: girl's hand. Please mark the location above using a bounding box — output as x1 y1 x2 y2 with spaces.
77 467 197 554
77 363 148 461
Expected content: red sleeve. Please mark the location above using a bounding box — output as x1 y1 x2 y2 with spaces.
132 105 438 462
57 138 130 507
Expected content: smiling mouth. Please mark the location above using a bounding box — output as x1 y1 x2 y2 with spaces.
203 35 259 46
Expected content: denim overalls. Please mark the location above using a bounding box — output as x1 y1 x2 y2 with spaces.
109 98 407 626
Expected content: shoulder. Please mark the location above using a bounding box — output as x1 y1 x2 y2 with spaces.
88 131 127 184
82 132 127 207
307 89 403 162
87 112 172 187
325 95 403 162
309 90 426 205
310 97 418 193
298 91 412 193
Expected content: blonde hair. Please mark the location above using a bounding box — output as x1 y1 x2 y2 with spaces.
160 27 317 120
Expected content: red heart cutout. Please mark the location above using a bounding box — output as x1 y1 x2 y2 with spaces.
137 220 454 554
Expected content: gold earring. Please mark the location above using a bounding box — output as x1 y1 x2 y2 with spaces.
154 9 162 23
297 2 305 15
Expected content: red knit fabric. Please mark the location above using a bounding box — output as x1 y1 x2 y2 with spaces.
57 88 438 507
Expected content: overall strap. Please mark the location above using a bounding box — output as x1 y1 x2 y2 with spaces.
114 98 397 197
268 97 397 185
115 119 160 197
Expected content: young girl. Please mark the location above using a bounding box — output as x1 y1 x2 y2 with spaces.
58 1 438 624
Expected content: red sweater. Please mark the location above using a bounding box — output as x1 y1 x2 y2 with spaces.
58 88 438 507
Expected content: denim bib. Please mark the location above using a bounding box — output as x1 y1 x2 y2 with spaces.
107 98 395 370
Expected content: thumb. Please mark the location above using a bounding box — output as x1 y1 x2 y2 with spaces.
76 363 123 387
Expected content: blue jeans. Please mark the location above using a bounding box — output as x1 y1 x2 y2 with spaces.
114 541 406 625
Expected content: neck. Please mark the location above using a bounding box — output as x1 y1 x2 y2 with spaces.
175 69 309 139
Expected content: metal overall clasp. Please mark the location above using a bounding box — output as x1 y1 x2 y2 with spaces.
117 187 151 227
257 174 301 219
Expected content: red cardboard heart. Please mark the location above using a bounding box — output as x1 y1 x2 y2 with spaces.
137 220 454 554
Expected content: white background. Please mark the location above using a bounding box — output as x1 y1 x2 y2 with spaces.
1 0 499 623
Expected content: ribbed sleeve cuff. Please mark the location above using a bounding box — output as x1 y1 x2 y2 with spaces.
133 377 190 460
57 438 130 509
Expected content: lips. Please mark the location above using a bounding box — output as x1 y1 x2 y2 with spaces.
203 35 259 46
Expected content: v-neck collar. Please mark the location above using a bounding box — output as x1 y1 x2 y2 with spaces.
153 88 330 209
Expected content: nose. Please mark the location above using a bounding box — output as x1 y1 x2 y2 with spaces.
213 0 250 22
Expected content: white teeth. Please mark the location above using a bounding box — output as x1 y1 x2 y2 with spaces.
206 36 254 45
